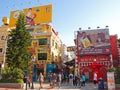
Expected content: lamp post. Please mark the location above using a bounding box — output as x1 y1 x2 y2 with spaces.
31 55 36 89
26 58 28 90
26 54 30 90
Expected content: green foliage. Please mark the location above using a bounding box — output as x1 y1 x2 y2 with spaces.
115 66 120 84
6 12 31 71
118 38 120 43
107 67 116 72
107 67 120 84
0 68 24 83
0 79 23 83
2 68 12 79
2 12 31 83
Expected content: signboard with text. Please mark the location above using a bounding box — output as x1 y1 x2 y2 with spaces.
107 72 115 90
67 46 75 52
77 29 111 55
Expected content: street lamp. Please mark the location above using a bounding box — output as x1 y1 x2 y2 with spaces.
25 54 30 90
31 55 36 89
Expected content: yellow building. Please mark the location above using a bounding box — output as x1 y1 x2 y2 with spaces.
0 18 9 74
27 24 62 78
0 4 62 79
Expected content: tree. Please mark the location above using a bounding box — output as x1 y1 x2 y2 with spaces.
6 11 31 74
118 38 120 42
115 66 120 84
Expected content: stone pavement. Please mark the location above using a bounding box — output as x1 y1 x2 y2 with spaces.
27 82 105 90
0 82 107 90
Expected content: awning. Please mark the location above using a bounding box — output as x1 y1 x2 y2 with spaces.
64 59 75 66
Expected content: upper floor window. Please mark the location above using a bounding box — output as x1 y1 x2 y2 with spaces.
46 6 50 12
39 38 47 45
38 53 47 60
52 40 54 46
0 48 2 53
26 29 34 32
55 42 57 49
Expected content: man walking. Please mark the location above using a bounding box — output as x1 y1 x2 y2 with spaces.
81 74 86 86
58 73 62 88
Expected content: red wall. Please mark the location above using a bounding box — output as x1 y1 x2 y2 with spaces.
76 33 119 81
110 35 119 67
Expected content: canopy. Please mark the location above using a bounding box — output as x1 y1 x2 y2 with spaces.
64 59 75 66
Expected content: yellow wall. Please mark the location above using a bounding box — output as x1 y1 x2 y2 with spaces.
9 10 21 27
28 24 62 64
24 4 52 24
0 26 9 63
9 4 52 27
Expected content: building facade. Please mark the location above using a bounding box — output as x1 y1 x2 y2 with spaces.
74 28 119 81
26 24 62 81
0 23 9 74
0 4 63 81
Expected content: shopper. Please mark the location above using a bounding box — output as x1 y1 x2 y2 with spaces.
38 72 44 89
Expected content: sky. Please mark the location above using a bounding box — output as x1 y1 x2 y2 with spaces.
0 0 120 46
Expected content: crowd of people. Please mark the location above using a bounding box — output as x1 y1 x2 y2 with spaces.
23 72 87 89
46 72 86 89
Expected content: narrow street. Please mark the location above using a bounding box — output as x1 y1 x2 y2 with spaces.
29 82 106 90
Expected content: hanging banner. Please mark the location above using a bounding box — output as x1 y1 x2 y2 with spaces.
107 72 115 90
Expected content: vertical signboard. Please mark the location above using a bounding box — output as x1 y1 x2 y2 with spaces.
77 29 111 55
107 72 115 90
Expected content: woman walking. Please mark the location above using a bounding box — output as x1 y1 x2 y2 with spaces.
38 72 44 89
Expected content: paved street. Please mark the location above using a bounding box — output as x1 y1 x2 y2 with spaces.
0 82 107 90
29 82 104 90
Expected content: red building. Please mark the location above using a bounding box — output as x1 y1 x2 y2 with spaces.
110 35 119 67
75 28 119 81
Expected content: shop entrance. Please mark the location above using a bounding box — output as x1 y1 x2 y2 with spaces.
89 59 104 82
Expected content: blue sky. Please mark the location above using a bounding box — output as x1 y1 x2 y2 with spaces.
0 0 120 46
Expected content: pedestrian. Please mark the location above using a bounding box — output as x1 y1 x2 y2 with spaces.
79 75 82 88
65 74 69 85
50 73 53 87
93 72 97 87
23 75 26 83
53 73 57 87
58 72 62 88
81 74 86 86
47 73 51 83
73 74 78 86
27 77 31 88
38 72 44 89
69 73 73 85
50 73 57 88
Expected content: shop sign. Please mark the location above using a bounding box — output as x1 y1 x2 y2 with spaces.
107 72 115 90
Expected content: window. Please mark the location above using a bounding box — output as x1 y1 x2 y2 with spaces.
1 36 5 40
0 48 2 53
55 42 57 49
39 38 47 45
52 40 54 46
46 6 50 12
38 53 47 60
26 29 34 32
